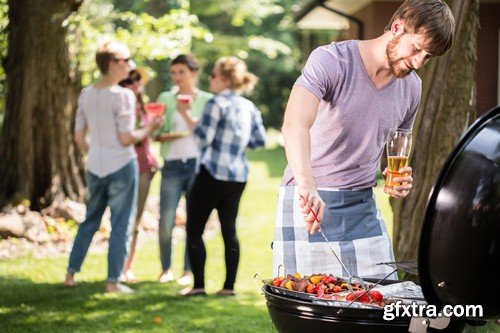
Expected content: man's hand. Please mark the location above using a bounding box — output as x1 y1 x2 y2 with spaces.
298 187 325 235
383 166 413 198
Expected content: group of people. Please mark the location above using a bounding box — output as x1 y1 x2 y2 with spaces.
63 43 266 295
64 0 456 298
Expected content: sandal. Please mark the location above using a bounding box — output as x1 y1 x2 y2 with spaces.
158 270 175 283
179 287 206 296
120 270 139 283
215 289 236 296
105 282 135 294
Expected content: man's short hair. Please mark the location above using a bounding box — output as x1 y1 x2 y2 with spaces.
95 42 130 75
386 0 455 56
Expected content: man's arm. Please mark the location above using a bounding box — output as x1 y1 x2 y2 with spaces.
282 85 324 234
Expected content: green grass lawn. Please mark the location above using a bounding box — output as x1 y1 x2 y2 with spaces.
0 146 285 333
0 145 496 332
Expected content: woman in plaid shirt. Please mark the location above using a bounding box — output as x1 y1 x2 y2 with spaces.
181 57 267 296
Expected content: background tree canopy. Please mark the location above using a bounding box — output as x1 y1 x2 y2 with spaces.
0 0 301 130
189 0 301 128
0 0 301 208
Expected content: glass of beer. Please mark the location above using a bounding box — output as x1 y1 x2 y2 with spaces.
385 128 412 191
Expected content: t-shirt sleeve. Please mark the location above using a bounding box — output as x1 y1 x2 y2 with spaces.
400 78 422 130
247 103 266 149
116 89 136 134
74 88 88 132
194 98 220 149
294 46 336 101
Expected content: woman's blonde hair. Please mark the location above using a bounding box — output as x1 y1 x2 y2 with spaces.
215 56 258 94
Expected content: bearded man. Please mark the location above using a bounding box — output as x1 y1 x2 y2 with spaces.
273 0 455 278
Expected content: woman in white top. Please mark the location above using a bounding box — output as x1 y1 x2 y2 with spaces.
64 42 162 293
154 55 213 284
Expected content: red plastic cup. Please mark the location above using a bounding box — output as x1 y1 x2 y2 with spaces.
144 103 165 116
177 94 193 104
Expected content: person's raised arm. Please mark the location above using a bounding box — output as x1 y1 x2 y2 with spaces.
116 89 163 146
176 99 199 130
118 117 163 146
194 100 220 149
282 85 324 234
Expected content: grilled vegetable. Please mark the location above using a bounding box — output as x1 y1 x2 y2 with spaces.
268 272 384 305
309 275 323 284
272 276 284 287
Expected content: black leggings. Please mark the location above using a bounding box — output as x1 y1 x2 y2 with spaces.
186 166 246 290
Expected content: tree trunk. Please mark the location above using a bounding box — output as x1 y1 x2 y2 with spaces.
392 0 479 264
0 0 85 210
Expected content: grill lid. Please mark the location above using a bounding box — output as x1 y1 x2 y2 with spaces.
418 106 500 319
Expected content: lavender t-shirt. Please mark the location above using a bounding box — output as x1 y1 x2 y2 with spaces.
282 41 421 189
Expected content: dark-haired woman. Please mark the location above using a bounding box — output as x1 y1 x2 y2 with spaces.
118 69 159 283
181 56 266 296
154 54 213 284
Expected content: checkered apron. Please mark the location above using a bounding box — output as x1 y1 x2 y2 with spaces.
272 186 397 279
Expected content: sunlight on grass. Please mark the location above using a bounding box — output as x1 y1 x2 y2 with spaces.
1 144 497 332
16 144 500 332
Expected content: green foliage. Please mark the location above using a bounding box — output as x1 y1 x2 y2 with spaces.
190 0 302 129
64 0 211 86
0 0 8 122
191 0 283 26
9 192 30 208
0 0 6 59
0 0 303 130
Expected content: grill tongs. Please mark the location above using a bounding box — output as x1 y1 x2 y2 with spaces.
299 195 372 300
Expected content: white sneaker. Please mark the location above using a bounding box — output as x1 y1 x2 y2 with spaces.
105 282 135 294
177 274 193 286
120 270 138 283
158 270 175 283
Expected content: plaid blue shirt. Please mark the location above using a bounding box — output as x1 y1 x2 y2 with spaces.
194 90 266 182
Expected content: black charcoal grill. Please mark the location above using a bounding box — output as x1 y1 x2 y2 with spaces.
264 105 500 332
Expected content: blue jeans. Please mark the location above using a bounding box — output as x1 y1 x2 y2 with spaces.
159 158 196 271
67 160 138 282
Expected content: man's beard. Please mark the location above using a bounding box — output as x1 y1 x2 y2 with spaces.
386 34 412 78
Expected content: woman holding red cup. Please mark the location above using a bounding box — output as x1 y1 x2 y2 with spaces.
153 55 213 285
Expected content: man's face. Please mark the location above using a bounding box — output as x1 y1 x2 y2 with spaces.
386 31 433 78
110 51 132 81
